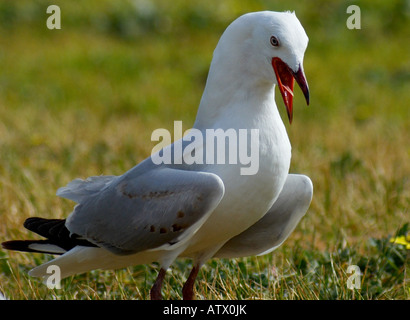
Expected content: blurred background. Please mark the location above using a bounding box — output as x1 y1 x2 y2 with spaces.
0 0 408 299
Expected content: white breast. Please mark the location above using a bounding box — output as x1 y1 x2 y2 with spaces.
184 93 291 255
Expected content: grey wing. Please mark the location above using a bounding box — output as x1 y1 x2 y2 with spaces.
64 167 225 255
215 174 312 258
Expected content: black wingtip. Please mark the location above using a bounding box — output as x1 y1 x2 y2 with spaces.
3 217 98 254
2 240 35 252
1 240 14 250
2 240 68 254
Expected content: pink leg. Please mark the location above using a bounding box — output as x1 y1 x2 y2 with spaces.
150 268 166 300
182 264 200 300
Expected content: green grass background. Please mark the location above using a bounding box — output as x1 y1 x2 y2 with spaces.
0 0 409 299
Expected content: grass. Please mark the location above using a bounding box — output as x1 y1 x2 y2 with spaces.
0 0 409 300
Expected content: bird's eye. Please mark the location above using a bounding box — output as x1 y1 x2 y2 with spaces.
270 36 279 47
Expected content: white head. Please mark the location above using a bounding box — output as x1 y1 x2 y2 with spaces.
208 11 310 123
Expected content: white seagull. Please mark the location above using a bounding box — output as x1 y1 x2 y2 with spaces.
2 11 312 300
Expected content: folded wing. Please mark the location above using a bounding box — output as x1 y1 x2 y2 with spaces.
64 166 225 255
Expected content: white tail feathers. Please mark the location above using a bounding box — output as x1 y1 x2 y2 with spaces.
29 246 108 280
28 246 158 280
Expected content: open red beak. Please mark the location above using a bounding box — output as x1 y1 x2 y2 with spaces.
272 57 309 124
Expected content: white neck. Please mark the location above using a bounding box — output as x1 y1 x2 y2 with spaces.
193 58 283 132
